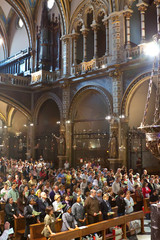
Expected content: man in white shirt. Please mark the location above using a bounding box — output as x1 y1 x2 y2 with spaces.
0 221 10 240
112 177 121 195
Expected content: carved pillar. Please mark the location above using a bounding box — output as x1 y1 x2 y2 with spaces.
137 2 148 43
71 31 79 66
103 16 109 56
81 26 89 62
110 14 122 63
124 9 133 49
91 21 99 59
26 123 34 159
61 35 71 76
2 126 9 158
61 82 71 165
109 70 122 115
154 0 160 32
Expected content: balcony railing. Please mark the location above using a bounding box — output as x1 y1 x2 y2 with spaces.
0 48 31 76
125 43 146 60
72 55 108 75
0 73 31 86
31 69 61 85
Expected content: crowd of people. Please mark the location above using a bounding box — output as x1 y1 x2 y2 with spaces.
0 156 159 239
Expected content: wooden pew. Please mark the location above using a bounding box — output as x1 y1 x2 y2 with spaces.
30 223 46 240
29 219 62 240
48 211 144 240
143 198 150 215
14 217 26 239
0 202 5 210
0 210 5 225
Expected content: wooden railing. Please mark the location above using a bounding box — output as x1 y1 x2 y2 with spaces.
49 211 144 240
0 48 31 76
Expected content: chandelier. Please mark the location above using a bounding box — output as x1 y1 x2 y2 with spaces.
139 33 160 159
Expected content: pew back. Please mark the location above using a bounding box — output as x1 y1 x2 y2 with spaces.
14 217 26 238
48 211 144 240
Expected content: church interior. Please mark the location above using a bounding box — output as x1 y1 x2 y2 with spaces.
0 0 160 172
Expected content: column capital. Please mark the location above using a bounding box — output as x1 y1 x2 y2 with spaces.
61 34 71 42
90 20 100 31
71 32 79 40
80 26 89 36
136 2 148 12
123 9 133 18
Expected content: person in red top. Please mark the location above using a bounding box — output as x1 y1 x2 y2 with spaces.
13 174 21 188
142 182 151 198
39 168 47 179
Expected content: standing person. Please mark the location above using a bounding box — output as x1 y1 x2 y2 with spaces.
72 196 86 227
116 190 126 217
41 206 56 238
24 198 40 239
7 183 19 203
142 182 151 198
84 189 101 224
38 192 51 222
1 182 9 202
124 191 134 214
0 221 10 240
64 161 69 170
61 206 78 231
134 185 143 212
5 198 22 228
52 194 63 218
112 177 121 196
100 193 113 220
17 190 28 215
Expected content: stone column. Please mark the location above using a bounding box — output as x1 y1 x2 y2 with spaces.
71 31 79 66
154 0 160 32
91 21 99 59
26 123 34 159
137 2 148 43
61 35 71 76
81 26 89 62
109 69 122 115
103 16 109 56
124 9 133 49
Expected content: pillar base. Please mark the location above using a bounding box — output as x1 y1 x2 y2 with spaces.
57 155 68 168
108 158 123 172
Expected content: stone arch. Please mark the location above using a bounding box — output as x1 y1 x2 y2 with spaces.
121 71 154 117
69 0 109 34
0 93 31 121
34 92 63 124
69 85 112 120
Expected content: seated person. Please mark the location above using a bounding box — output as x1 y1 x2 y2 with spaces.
149 189 159 205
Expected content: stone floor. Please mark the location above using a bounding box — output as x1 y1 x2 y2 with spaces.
137 219 151 240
